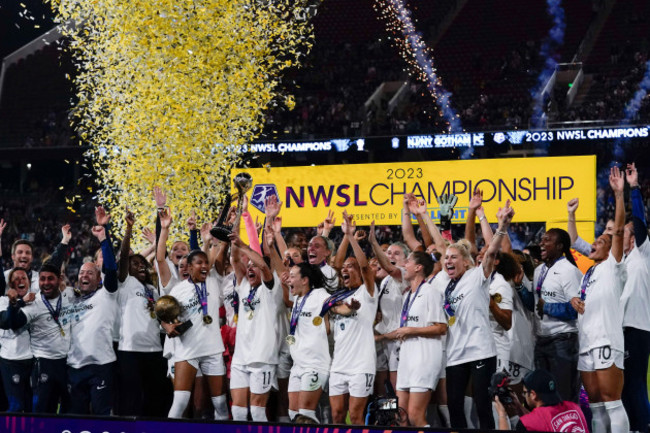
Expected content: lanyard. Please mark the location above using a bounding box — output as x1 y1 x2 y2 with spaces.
190 278 209 317
443 278 460 318
400 280 426 327
41 293 64 334
289 290 312 336
536 257 565 295
580 266 595 301
243 284 260 311
317 289 356 319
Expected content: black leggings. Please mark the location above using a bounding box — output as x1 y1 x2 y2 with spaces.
446 356 496 429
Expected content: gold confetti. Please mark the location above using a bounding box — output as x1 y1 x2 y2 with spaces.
49 0 317 248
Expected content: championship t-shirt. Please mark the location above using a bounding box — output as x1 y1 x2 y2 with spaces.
375 269 409 335
0 297 32 361
330 284 378 375
21 287 74 359
289 288 331 371
67 287 118 368
622 236 650 332
489 272 513 361
117 276 162 352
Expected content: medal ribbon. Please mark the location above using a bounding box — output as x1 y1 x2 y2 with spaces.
289 290 312 336
41 293 64 333
190 278 209 318
580 266 595 301
400 280 426 327
243 284 260 312
443 278 460 319
317 289 356 319
535 256 565 296
143 284 155 314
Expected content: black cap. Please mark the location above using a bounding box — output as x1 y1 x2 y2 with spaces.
523 369 562 405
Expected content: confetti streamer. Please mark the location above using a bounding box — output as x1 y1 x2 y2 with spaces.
530 0 565 131
374 0 461 134
48 0 316 248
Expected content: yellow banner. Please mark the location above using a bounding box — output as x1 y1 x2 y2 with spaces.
233 155 596 228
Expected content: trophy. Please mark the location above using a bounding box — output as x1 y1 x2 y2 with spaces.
210 172 253 242
155 295 182 324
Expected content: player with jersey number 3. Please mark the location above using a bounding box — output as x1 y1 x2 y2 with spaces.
570 165 629 433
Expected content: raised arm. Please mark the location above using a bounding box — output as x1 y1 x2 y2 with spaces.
626 163 648 247
609 166 625 262
368 221 400 280
263 196 286 276
465 188 483 254
333 232 350 272
48 224 72 270
478 206 493 247
92 224 118 292
320 210 336 238
342 211 375 296
401 194 422 252
118 208 135 283
482 200 515 278
230 232 273 284
410 196 446 257
156 208 174 288
416 214 433 247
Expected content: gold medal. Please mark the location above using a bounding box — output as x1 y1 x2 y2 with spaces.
60 328 66 336
312 316 323 326
203 315 213 325
150 311 156 319
248 311 254 320
492 293 502 303
448 316 456 326
286 335 296 345
233 314 238 324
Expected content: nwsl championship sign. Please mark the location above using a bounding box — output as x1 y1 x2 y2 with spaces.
233 155 596 240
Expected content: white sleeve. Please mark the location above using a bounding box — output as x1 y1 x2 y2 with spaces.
572 236 591 257
425 287 446 325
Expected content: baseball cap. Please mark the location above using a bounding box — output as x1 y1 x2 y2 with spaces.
523 369 562 405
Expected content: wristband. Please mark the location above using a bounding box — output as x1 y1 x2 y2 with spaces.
479 215 486 222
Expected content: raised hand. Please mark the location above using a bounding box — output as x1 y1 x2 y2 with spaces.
91 225 107 242
354 230 367 242
496 200 515 225
625 162 639 187
186 210 197 231
323 210 336 233
95 206 111 226
226 206 237 225
0 219 6 237
23 292 35 304
228 232 244 248
469 188 483 210
153 186 167 208
341 210 356 237
142 227 156 244
199 222 212 244
369 220 377 243
610 165 624 193
437 194 458 220
61 224 72 244
159 207 172 229
408 197 427 216
255 216 263 237
567 198 579 214
125 207 135 227
265 195 282 220
317 222 324 236
265 229 275 248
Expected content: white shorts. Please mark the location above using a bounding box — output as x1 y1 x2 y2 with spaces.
329 372 375 397
186 354 226 376
288 366 329 393
167 358 203 379
498 359 531 385
277 350 292 380
578 346 624 372
231 363 276 394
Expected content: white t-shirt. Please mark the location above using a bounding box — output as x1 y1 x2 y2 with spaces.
508 277 536 370
0 297 32 361
22 288 74 359
439 266 497 366
117 276 162 352
397 280 446 388
232 273 283 366
489 272 513 361
375 269 409 335
330 284 378 375
532 258 583 337
289 288 331 371
169 270 224 362
4 269 39 293
67 288 118 368
622 237 650 332
578 254 627 354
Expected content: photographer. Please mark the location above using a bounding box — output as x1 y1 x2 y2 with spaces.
494 369 588 432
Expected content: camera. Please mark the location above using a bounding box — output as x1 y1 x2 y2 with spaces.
489 371 513 405
365 380 403 426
